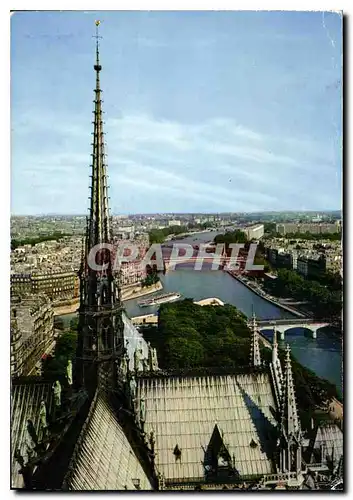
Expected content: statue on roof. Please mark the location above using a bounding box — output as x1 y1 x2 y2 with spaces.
151 347 159 371
134 347 141 372
148 342 159 371
120 351 128 381
66 359 73 386
129 375 137 402
39 401 47 439
52 380 62 407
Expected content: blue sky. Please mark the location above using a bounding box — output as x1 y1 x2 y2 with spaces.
11 11 342 215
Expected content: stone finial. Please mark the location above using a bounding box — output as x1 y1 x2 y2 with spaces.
249 312 261 367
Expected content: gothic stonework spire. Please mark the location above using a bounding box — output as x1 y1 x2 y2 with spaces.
75 21 124 391
272 324 278 364
280 344 300 437
249 312 261 367
278 344 302 476
271 324 283 408
87 19 111 251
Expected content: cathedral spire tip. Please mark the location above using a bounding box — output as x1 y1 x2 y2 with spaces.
94 20 102 72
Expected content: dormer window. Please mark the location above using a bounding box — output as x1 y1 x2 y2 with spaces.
250 438 258 448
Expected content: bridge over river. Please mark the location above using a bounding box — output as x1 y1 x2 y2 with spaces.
258 318 330 339
163 255 248 271
131 295 329 340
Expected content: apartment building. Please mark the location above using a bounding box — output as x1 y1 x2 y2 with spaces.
11 271 79 303
168 220 181 227
119 260 147 287
11 294 54 377
242 224 264 240
275 223 340 235
297 254 326 279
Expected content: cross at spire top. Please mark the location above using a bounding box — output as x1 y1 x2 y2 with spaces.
94 20 102 72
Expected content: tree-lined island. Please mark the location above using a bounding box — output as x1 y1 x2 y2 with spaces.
140 299 340 432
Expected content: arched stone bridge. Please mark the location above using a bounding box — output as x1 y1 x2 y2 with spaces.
258 318 330 339
163 255 248 270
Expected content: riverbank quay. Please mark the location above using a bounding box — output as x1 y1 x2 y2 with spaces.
131 297 225 325
122 281 163 301
225 271 306 318
164 229 212 242
132 314 158 325
53 282 163 316
195 297 224 306
53 299 79 316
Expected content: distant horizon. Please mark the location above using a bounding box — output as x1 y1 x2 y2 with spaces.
10 209 342 218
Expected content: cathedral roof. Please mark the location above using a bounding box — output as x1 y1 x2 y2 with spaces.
309 423 343 466
11 380 53 488
64 390 153 490
137 372 278 487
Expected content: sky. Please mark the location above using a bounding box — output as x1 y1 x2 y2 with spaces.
11 10 342 215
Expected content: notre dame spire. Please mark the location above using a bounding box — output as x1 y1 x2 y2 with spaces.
87 20 111 250
75 21 124 392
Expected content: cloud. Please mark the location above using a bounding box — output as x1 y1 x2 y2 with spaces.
11 110 341 214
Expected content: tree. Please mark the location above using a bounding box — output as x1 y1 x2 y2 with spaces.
165 336 205 369
271 269 342 321
42 331 78 383
264 222 276 234
141 272 160 288
11 232 72 250
70 317 79 331
54 331 78 359
214 230 248 250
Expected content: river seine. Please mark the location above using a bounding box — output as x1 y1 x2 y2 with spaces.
59 231 342 396
124 231 342 396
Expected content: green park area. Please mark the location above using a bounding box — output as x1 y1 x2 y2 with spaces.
11 232 72 250
269 269 342 321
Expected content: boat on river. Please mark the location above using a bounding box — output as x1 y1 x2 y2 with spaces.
138 292 181 308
